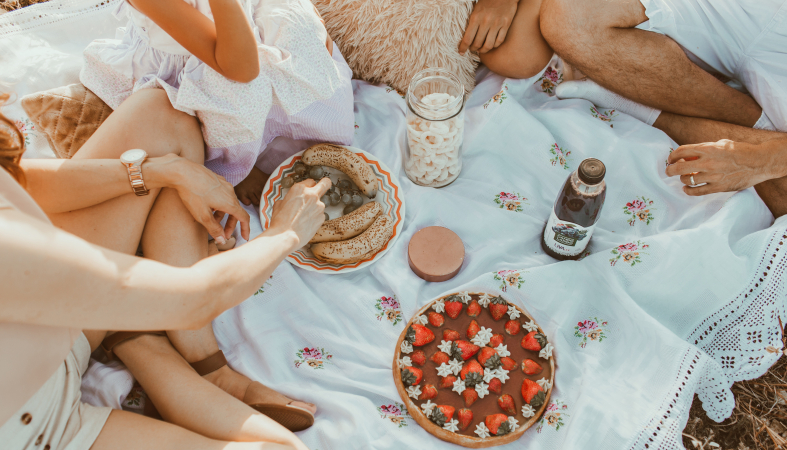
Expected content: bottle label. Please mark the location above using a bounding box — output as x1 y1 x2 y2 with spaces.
543 210 594 256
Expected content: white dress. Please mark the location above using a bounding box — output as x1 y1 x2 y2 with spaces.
80 0 354 184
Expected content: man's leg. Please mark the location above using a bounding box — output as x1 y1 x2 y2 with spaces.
539 0 762 127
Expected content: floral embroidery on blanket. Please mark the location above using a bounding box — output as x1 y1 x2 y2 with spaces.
610 241 650 267
354 122 359 135
537 400 569 432
666 147 675 167
483 84 508 109
375 296 403 326
494 191 528 212
549 143 572 170
590 107 617 128
494 270 525 292
537 66 563 94
254 275 273 296
623 197 656 226
574 317 608 348
294 347 333 369
378 402 411 428
14 119 34 146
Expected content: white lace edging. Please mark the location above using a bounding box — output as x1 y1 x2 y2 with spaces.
689 225 787 422
0 0 121 37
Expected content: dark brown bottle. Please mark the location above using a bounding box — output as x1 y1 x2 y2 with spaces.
542 158 607 260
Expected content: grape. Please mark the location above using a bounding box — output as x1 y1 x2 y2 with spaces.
321 194 331 205
341 193 352 205
330 192 341 206
281 176 295 188
343 204 357 214
324 212 330 222
293 163 306 176
337 179 351 190
351 194 363 207
309 166 324 179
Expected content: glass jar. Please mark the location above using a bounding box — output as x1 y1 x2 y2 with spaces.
404 68 465 188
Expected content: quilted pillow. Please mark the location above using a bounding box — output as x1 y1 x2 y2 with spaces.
21 83 112 159
313 0 479 93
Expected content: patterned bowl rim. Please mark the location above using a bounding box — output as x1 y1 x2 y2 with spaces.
259 146 406 273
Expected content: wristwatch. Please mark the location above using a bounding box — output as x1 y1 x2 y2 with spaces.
120 149 150 196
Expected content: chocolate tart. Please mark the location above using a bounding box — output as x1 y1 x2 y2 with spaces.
392 292 555 448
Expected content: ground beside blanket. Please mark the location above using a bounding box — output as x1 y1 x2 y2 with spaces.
2 1 786 449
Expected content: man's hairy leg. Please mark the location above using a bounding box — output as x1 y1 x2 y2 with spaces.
657 113 787 217
540 0 762 127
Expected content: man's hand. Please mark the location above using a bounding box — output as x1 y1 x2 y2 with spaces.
459 0 519 55
665 139 783 196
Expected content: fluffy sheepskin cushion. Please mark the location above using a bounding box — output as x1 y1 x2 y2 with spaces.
313 0 479 93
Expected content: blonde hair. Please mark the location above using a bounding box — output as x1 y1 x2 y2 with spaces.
0 93 26 185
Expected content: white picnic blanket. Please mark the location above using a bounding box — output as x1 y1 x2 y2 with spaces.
2 2 787 449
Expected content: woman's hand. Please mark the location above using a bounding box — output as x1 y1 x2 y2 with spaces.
459 0 519 55
665 139 785 195
163 156 251 243
267 178 332 248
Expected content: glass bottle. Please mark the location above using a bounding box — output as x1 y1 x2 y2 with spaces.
404 68 465 188
542 158 607 260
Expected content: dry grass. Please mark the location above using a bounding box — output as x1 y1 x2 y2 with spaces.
2 1 787 448
0 0 48 12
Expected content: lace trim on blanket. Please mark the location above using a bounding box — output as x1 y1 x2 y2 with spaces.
689 225 787 421
627 349 710 450
0 0 121 37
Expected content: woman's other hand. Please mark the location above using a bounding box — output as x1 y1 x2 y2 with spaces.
161 155 251 243
268 178 332 248
459 0 519 55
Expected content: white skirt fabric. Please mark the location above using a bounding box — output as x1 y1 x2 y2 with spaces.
0 334 112 450
636 0 787 132
80 0 354 184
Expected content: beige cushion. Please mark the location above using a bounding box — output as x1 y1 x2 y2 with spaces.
313 0 479 93
20 83 112 159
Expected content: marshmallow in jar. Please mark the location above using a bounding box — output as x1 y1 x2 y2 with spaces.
404 68 465 188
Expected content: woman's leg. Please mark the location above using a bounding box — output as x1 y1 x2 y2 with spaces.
109 334 309 450
479 0 554 79
92 410 295 450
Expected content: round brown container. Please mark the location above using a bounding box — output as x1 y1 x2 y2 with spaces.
407 226 465 282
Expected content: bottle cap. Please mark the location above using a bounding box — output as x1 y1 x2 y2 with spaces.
578 158 606 185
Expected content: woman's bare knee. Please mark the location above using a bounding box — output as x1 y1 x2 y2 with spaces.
481 48 545 79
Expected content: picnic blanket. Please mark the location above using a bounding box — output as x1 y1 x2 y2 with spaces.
2 2 787 449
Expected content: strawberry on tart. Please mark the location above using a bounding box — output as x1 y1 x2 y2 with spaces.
393 292 555 448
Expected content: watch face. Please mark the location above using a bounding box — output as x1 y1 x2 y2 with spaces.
121 149 147 164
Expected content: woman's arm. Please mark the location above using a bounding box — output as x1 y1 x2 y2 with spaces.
22 155 251 243
129 0 259 82
0 178 330 331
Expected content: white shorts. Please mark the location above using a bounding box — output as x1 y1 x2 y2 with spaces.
0 334 112 450
636 0 787 131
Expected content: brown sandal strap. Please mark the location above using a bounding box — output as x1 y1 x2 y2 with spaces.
189 350 227 376
101 331 167 355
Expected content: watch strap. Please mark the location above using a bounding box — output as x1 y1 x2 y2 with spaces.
127 163 149 196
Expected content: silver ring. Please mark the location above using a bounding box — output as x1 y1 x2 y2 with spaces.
690 175 696 186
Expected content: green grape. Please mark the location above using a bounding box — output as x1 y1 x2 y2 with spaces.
330 192 340 206
341 193 351 205
351 194 363 207
343 204 357 214
281 176 295 188
324 212 330 222
321 194 331 205
309 166 324 179
293 163 306 176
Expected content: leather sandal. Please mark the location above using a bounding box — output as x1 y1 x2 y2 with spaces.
190 350 315 432
101 331 167 358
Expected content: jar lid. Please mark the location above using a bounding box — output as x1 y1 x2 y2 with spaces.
408 226 465 282
578 158 606 185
